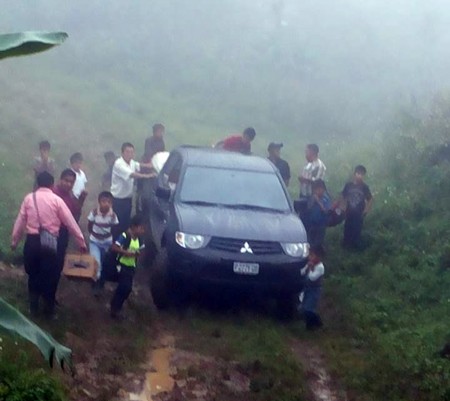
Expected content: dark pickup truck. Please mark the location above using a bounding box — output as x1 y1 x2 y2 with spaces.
147 146 309 316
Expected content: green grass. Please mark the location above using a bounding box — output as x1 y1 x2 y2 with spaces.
167 310 308 401
0 272 67 401
0 268 156 401
311 142 450 401
0 351 66 401
1 55 449 401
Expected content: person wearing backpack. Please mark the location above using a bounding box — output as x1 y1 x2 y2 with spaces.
303 179 331 247
87 191 119 295
110 215 145 319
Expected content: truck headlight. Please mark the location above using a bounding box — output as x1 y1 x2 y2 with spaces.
175 232 209 249
281 242 309 258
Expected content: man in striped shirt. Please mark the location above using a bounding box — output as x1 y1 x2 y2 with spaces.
299 144 327 198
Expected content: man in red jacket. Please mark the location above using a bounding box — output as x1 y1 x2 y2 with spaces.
221 127 256 154
53 168 85 281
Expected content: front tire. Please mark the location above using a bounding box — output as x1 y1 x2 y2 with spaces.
275 293 298 321
149 248 171 309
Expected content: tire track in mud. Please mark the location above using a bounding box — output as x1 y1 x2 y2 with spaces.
128 333 176 401
0 263 346 401
290 337 348 401
126 324 250 401
126 321 348 401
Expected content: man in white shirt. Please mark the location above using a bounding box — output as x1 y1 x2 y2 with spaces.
299 144 326 198
111 142 155 236
70 152 88 221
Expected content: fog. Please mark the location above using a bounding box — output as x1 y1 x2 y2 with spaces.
2 0 450 141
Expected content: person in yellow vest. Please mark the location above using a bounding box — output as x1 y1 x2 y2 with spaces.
110 215 145 319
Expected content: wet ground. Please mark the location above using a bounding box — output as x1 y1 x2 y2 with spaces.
0 263 347 401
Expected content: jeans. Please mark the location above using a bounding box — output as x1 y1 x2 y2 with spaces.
302 285 321 313
89 239 112 280
301 285 323 329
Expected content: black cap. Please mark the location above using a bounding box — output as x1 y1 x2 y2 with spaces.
268 142 283 151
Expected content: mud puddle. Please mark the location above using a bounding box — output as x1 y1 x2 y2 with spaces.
127 332 250 401
129 335 175 401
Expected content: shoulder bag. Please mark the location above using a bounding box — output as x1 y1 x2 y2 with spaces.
32 191 58 253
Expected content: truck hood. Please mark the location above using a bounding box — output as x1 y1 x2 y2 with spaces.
175 203 307 243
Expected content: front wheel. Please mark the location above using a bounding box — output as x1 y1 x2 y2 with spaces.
149 248 171 309
275 293 299 321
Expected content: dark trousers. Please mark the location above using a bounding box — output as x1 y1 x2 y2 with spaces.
23 235 60 316
304 311 323 329
343 211 364 249
110 265 135 313
56 226 69 272
305 224 327 247
297 196 309 220
113 197 132 239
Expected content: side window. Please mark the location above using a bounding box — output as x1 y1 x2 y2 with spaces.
158 153 182 189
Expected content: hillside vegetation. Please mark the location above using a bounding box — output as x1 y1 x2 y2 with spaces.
323 128 450 399
1 58 449 400
0 1 449 398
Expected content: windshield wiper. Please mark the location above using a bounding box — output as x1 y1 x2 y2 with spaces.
182 200 221 207
226 204 286 213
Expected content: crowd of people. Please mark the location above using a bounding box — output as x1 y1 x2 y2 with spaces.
10 124 373 326
218 127 373 329
218 127 373 251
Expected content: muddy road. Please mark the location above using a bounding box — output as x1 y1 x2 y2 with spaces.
0 263 347 401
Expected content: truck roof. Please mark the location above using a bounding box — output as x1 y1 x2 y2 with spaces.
173 146 276 173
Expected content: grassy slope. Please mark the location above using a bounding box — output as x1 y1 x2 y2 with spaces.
318 139 450 401
0 57 449 401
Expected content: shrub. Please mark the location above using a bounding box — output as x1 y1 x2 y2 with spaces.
0 351 65 401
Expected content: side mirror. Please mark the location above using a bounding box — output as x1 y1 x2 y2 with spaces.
155 186 171 201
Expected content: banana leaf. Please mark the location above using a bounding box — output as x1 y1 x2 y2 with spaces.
0 31 68 60
0 297 73 373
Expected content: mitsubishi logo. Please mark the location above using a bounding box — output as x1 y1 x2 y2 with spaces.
240 242 253 254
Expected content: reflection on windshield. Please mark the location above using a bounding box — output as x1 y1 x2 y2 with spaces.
180 166 290 212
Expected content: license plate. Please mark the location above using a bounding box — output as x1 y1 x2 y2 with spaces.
233 262 259 275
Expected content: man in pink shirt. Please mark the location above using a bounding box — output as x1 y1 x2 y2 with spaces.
11 171 87 319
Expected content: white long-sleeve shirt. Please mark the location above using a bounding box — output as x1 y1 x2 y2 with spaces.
301 262 325 282
110 157 140 199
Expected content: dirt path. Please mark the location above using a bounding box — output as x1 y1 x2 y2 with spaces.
1 262 348 401
124 317 349 401
0 262 157 400
126 327 250 401
0 263 249 401
290 337 348 401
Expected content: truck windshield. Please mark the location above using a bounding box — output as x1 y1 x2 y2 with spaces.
179 166 291 212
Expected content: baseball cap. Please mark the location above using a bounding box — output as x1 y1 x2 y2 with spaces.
268 142 283 151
